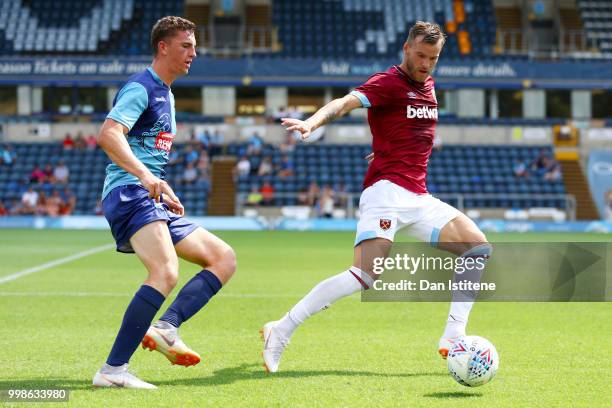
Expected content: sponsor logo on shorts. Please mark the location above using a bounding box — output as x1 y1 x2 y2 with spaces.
379 218 392 231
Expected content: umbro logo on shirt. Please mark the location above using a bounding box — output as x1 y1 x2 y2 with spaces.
407 91 417 98
155 96 167 102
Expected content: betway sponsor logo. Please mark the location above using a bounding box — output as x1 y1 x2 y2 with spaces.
407 105 438 119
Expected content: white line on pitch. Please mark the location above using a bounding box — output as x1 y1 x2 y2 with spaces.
0 244 115 285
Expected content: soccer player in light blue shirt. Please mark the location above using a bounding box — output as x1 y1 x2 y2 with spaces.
92 16 236 389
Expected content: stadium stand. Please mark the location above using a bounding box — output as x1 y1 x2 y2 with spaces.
229 143 567 210
0 143 209 216
272 0 496 59
0 142 567 216
0 0 184 55
578 0 612 55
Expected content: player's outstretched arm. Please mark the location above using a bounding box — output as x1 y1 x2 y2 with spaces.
281 94 362 140
97 119 184 215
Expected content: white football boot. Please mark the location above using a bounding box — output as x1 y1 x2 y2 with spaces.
141 322 201 367
92 364 157 389
260 321 290 373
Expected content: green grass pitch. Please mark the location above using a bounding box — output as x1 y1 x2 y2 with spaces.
0 229 611 407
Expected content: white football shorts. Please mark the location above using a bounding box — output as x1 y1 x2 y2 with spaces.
355 179 462 246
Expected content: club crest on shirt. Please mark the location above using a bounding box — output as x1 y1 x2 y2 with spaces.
379 218 392 231
143 113 171 137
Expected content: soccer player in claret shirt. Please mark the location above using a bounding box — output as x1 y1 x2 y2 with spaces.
261 21 492 373
92 17 236 389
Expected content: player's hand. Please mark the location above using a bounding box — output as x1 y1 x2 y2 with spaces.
365 152 374 164
281 118 313 140
140 174 185 216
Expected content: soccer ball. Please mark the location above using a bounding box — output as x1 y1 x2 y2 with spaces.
447 336 499 387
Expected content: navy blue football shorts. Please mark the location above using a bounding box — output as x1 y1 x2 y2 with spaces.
102 184 199 253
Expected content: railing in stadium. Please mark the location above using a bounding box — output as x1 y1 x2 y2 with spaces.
197 25 278 56
496 28 600 58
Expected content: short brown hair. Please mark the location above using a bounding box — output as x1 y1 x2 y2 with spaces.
407 21 446 46
151 16 196 55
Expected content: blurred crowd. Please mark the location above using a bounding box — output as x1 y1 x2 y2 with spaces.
513 149 562 182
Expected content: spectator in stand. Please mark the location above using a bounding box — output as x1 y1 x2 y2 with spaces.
513 160 530 178
74 133 87 150
287 107 303 119
35 191 47 215
8 199 23 215
42 163 55 183
60 188 76 215
168 148 182 166
94 199 104 216
260 181 275 206
258 156 273 177
247 132 264 156
234 156 251 179
196 152 210 182
29 165 46 184
272 106 288 123
0 201 7 216
182 162 198 185
531 149 550 176
543 158 562 182
196 171 210 191
318 184 335 218
210 129 224 156
53 160 70 184
246 186 263 206
306 180 320 207
183 144 199 165
0 144 17 166
197 129 211 152
62 133 75 150
85 133 98 150
297 187 309 206
278 154 294 178
279 132 296 154
335 182 349 209
46 190 64 217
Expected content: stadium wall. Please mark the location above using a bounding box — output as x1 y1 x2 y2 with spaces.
1 216 611 234
1 58 611 88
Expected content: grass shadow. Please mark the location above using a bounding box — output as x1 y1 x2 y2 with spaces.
424 391 483 399
156 362 448 387
0 379 91 391
0 364 448 391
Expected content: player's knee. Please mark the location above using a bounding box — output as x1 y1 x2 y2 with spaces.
149 260 179 290
217 245 237 280
164 269 179 290
465 230 488 246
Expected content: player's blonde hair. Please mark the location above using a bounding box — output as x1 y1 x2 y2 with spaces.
407 21 446 46
151 16 196 56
